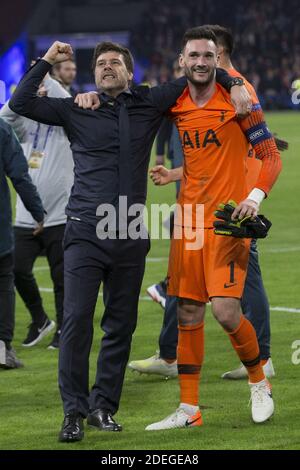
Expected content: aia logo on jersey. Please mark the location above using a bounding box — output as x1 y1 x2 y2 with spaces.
182 129 221 149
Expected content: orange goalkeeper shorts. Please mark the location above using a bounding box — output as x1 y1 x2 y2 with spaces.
167 227 251 302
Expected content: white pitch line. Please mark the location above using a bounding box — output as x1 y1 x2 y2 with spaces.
261 246 300 253
38 287 300 313
33 247 300 274
38 287 151 300
270 307 300 313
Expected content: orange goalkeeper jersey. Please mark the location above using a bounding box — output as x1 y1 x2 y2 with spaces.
170 79 281 228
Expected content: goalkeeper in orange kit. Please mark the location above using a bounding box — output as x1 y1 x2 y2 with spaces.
146 26 282 431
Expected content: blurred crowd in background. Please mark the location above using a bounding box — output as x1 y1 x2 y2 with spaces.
130 0 300 109
0 0 299 110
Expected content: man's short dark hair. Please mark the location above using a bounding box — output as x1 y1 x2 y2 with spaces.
181 26 217 51
204 25 234 56
92 41 134 74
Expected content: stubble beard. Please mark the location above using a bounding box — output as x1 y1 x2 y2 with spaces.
185 66 216 90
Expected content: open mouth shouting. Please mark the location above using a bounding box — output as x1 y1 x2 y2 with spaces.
102 73 116 81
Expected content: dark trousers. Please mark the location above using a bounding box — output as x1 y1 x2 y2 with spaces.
159 240 271 360
241 240 270 359
0 253 15 347
59 220 149 417
159 295 178 360
14 225 65 329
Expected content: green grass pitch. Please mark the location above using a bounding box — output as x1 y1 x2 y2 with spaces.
1 112 300 450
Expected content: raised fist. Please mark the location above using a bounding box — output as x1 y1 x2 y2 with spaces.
42 41 73 66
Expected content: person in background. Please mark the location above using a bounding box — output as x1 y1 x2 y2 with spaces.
0 70 74 350
51 59 77 97
0 117 44 369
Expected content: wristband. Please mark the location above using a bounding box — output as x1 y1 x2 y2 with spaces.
247 188 265 205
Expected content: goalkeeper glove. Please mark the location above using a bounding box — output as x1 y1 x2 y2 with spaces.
213 200 272 239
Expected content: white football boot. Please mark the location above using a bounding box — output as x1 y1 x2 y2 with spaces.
145 407 202 431
249 379 274 423
128 352 178 378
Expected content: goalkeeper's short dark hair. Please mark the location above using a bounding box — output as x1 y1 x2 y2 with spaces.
181 26 217 52
203 25 234 56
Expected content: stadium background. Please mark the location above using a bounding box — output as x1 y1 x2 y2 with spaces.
0 0 300 451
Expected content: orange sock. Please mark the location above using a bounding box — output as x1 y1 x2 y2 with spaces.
227 316 265 383
177 322 204 406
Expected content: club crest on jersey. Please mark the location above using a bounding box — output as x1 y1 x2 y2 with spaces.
220 110 227 122
182 129 221 149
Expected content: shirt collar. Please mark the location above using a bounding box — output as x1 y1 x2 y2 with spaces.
99 88 132 102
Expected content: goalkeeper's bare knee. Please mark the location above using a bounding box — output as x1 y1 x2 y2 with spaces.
211 297 242 331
